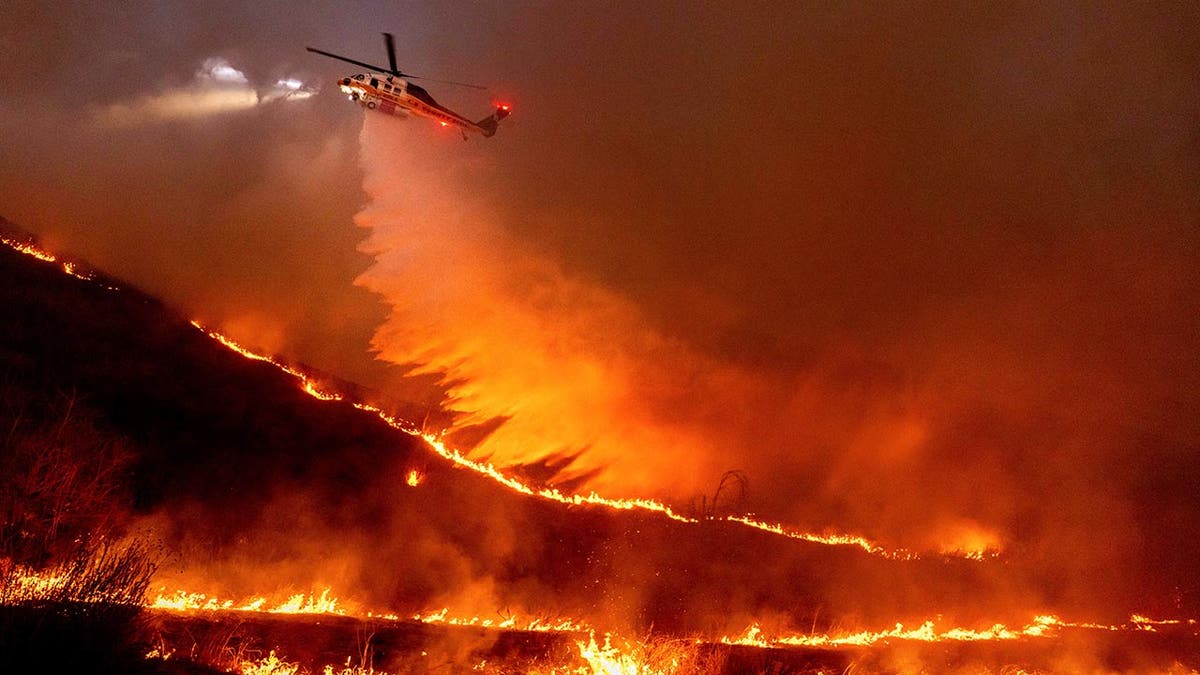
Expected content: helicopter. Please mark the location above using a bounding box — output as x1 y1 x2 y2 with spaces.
307 33 510 138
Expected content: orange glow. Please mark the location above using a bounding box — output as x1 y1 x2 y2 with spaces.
933 520 1004 559
405 468 423 486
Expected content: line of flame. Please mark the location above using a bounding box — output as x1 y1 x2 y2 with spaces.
188 322 947 561
147 583 1195 648
719 613 1200 649
10 565 1194 655
1 235 96 281
408 607 589 633
150 586 591 633
146 582 1198 650
151 588 343 615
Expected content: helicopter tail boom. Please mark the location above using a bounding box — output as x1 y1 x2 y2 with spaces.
474 105 511 137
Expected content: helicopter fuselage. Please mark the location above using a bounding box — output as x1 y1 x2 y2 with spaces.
338 73 506 137
307 34 509 138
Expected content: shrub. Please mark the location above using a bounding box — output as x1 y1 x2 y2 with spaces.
0 387 158 673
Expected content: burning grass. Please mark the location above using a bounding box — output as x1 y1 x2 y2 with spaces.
142 604 1200 674
0 540 160 673
150 609 717 675
0 383 161 672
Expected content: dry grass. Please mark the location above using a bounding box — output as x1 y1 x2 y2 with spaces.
0 387 159 673
0 541 158 674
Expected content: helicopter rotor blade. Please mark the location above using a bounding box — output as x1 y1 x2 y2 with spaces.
305 46 399 76
407 74 488 91
308 42 486 89
383 32 400 75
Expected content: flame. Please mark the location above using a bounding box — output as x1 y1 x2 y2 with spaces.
412 607 589 633
151 587 343 615
1 235 97 281
149 584 589 633
0 564 67 601
405 468 423 486
574 634 646 675
569 632 685 675
720 617 1050 649
240 651 301 675
269 588 341 614
192 322 343 402
714 613 1200 650
1 235 57 262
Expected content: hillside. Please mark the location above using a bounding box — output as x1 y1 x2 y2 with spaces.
10 221 1197 674
0 220 1021 624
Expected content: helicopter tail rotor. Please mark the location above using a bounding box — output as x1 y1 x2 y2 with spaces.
474 104 512 137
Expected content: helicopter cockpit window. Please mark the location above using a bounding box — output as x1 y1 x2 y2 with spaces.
406 82 440 108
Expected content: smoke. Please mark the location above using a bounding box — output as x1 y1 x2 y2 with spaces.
94 57 316 127
0 2 405 390
356 116 745 498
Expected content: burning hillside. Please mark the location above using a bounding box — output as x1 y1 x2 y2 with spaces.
3 225 1200 673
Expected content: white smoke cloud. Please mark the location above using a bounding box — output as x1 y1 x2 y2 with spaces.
199 57 249 84
95 56 316 126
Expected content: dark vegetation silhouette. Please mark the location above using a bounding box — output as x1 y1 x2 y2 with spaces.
0 387 159 673
688 470 749 520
